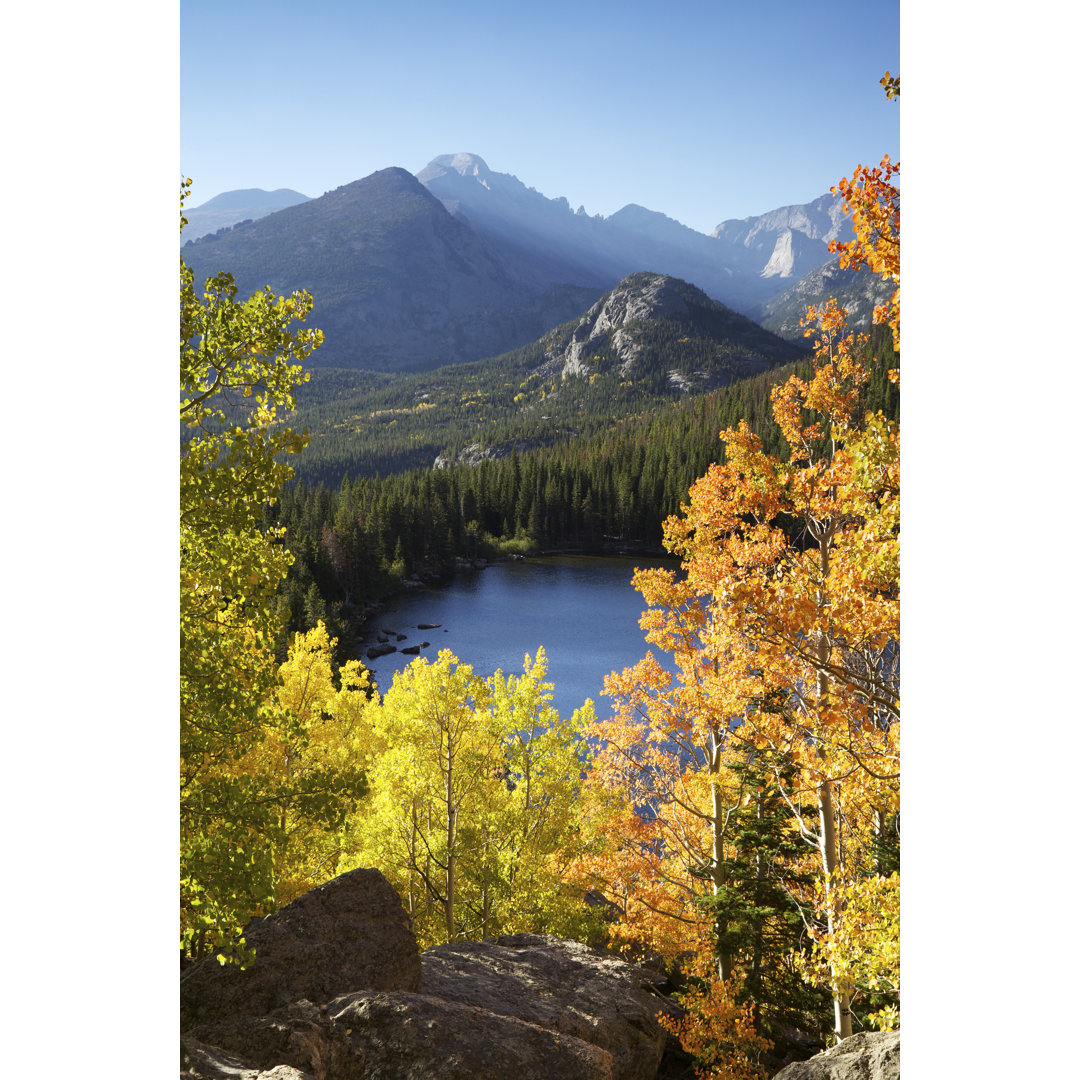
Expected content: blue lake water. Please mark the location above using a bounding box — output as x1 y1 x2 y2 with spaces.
361 554 679 719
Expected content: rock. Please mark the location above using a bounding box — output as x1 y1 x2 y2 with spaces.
771 1031 899 1080
400 645 421 655
180 868 421 1031
328 990 613 1080
420 932 678 1080
181 1034 321 1079
366 643 397 659
185 1001 364 1080
417 623 441 630
181 1034 318 1079
180 872 683 1080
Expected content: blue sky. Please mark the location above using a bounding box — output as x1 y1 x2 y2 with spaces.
181 0 899 232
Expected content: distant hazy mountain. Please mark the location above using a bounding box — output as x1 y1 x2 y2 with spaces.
417 153 849 314
710 194 852 283
182 188 311 242
182 168 601 371
758 258 895 341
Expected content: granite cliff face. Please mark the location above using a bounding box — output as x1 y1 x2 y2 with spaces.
546 272 804 387
758 258 896 341
712 192 851 248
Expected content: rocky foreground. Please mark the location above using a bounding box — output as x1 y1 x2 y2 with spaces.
179 868 899 1080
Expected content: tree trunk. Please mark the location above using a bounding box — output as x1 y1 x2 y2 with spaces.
445 738 456 943
749 783 766 1017
818 777 852 1040
710 731 732 981
817 533 852 1041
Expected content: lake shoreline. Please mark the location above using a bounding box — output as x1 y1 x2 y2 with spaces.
345 550 679 714
353 540 670 640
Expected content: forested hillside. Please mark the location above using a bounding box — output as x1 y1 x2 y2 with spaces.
285 271 809 486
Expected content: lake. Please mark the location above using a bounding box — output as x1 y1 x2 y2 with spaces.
360 554 679 719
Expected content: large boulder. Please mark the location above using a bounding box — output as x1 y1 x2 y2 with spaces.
179 871 682 1080
180 868 422 1030
328 990 614 1080
420 933 677 1080
183 1000 364 1080
771 1031 900 1080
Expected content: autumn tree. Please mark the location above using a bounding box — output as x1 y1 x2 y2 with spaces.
226 623 372 906
475 648 598 939
350 648 597 948
180 178 326 960
574 607 774 971
571 577 832 1061
577 87 900 1054
654 295 899 1042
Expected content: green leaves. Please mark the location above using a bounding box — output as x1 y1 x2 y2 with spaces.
180 178 325 962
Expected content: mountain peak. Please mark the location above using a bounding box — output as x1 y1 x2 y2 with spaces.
550 271 804 385
417 153 491 183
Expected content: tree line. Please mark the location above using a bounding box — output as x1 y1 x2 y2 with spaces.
270 326 897 658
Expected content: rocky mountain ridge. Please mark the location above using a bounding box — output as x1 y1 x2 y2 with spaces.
182 156 863 373
549 271 800 386
758 258 896 341
423 271 805 471
418 153 851 314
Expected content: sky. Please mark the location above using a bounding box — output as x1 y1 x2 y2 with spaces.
181 0 899 233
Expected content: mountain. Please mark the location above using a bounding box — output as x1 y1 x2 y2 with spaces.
288 271 808 481
539 271 802 390
416 153 614 290
182 187 311 241
182 157 857 372
182 168 602 371
757 257 895 341
710 193 852 282
417 153 850 314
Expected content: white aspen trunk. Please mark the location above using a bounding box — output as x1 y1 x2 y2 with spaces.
710 730 732 981
750 783 766 1017
523 752 532 851
818 777 852 1039
408 806 417 918
445 733 456 943
817 532 852 1041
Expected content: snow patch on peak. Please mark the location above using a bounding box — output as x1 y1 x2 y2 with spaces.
428 152 490 177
